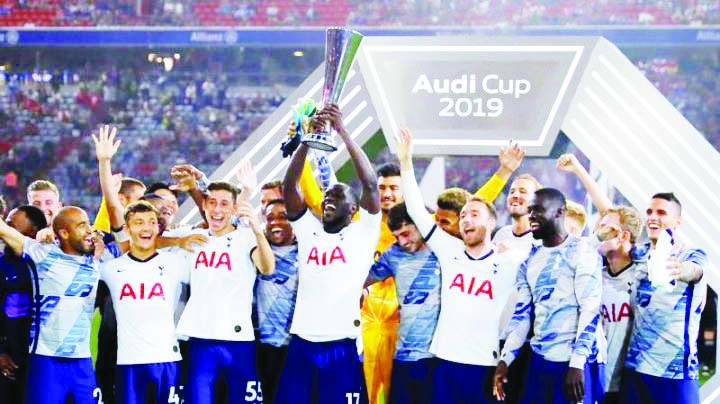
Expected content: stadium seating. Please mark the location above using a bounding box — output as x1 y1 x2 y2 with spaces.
0 65 288 214
0 0 716 26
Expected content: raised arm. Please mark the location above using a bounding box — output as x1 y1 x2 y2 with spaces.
92 125 124 231
395 128 437 237
321 104 380 214
237 199 275 275
170 164 208 223
557 154 612 216
283 142 309 220
476 141 525 202
0 217 25 256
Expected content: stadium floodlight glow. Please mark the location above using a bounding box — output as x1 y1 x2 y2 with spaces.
293 50 304 57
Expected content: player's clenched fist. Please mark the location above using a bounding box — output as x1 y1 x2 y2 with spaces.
556 153 582 174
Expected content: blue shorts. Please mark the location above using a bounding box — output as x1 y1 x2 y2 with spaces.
116 362 179 404
619 369 699 404
389 358 436 404
186 338 261 404
519 351 605 404
432 358 496 404
276 336 363 404
26 354 98 404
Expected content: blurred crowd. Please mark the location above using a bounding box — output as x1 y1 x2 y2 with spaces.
0 0 717 26
0 58 289 216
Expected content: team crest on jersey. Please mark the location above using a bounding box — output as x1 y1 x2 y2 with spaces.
195 251 232 271
449 273 493 298
306 246 346 266
119 282 165 300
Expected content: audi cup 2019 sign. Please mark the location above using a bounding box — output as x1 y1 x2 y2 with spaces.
358 37 593 156
179 36 720 400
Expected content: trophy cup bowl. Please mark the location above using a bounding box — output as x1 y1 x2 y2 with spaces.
301 28 363 152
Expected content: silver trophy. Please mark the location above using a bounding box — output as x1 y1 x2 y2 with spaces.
301 28 363 152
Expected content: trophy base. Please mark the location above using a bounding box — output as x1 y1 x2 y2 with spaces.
301 132 337 152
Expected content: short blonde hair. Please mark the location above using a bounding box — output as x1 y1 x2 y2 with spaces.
27 180 60 199
512 173 542 191
604 205 643 243
565 199 587 229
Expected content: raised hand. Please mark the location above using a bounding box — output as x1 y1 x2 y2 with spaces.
556 154 582 175
91 230 106 260
92 124 121 161
35 227 55 244
395 127 414 165
170 164 203 192
235 159 257 198
314 104 345 135
499 140 525 173
236 200 261 232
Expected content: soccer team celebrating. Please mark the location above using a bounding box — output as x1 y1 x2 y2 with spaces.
0 103 709 404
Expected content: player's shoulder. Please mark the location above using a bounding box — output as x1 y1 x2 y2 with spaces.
495 245 527 267
382 243 409 262
492 225 512 242
567 235 599 255
99 253 132 276
351 208 382 230
155 248 186 261
288 208 323 231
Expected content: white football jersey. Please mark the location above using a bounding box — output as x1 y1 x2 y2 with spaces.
426 228 519 366
289 208 381 342
176 228 258 341
601 262 638 392
493 225 536 258
100 250 191 365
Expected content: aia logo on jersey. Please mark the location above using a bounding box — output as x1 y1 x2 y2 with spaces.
601 302 632 323
120 282 165 300
306 246 346 266
195 251 232 271
449 273 493 299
